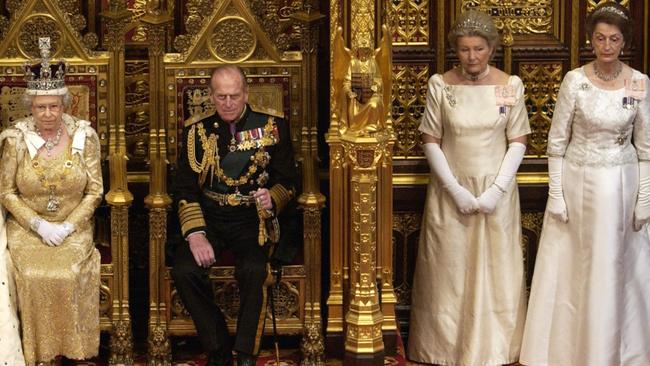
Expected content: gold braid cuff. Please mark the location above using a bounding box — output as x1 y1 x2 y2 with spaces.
269 184 294 215
178 200 206 237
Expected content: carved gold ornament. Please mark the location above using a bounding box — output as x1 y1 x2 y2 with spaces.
393 64 428 158
387 0 429 45
18 15 63 59
462 0 554 35
519 62 562 156
210 16 257 63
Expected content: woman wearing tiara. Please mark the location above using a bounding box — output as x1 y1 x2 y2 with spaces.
0 38 102 365
520 2 650 365
408 10 530 365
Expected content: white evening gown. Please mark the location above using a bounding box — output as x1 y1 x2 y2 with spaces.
408 74 530 365
0 205 25 365
520 67 650 366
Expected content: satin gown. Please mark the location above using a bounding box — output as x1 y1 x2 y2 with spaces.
0 206 25 365
0 114 103 364
408 74 530 365
520 67 650 366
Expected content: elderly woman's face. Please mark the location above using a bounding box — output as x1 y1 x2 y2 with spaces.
456 36 492 75
591 22 624 63
31 95 64 131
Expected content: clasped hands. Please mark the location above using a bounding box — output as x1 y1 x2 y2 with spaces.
31 217 75 247
448 183 504 215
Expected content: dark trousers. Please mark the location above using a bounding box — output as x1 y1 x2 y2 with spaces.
171 205 270 356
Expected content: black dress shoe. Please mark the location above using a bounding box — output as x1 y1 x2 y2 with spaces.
207 350 234 366
236 352 257 366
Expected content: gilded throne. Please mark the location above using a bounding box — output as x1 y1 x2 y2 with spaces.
145 1 320 362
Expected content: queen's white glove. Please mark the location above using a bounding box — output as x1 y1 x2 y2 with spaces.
477 142 526 214
422 143 478 214
546 156 568 223
30 217 65 246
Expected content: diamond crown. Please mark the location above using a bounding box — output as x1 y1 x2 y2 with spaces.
23 37 67 95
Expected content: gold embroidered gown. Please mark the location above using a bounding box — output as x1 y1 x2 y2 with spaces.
0 114 103 364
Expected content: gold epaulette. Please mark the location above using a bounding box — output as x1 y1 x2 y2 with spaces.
269 184 295 215
184 114 206 127
250 104 284 119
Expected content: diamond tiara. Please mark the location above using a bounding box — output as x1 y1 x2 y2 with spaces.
593 5 628 20
453 18 491 33
23 37 68 96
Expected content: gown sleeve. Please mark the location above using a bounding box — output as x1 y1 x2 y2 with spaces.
506 75 532 140
64 127 104 229
547 70 579 157
418 74 444 139
0 133 39 230
632 74 650 161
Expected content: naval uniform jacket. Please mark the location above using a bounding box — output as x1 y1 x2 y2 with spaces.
174 104 298 263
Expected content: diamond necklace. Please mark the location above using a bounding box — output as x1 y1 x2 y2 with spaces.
36 124 63 156
461 65 490 82
593 61 622 82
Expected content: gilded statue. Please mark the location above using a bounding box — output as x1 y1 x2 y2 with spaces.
332 25 392 136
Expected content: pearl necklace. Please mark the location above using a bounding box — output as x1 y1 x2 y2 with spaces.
461 65 490 82
593 61 622 82
37 124 63 156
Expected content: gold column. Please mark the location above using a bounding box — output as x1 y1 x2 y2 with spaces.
342 135 385 366
374 26 397 353
292 5 327 365
101 3 134 365
141 7 174 366
326 0 347 355
329 0 392 363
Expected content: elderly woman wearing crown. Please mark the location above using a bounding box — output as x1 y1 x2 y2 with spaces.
407 9 530 365
520 2 650 365
0 38 102 365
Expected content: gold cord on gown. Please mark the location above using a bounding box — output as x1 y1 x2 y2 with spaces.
0 114 103 364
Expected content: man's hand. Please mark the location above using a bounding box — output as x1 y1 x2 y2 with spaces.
187 233 215 268
253 188 273 210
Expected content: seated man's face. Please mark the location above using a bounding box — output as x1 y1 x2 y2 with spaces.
210 71 248 123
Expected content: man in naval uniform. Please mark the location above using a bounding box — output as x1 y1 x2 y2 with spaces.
172 65 298 366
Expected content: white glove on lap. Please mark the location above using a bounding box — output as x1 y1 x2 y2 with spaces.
546 156 568 223
423 143 478 214
31 218 75 246
634 161 650 231
477 142 526 214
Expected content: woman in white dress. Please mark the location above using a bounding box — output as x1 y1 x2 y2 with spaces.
0 205 25 365
408 10 530 365
520 3 650 365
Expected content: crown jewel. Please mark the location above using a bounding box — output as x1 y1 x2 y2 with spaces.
454 18 491 33
24 37 68 96
593 5 628 20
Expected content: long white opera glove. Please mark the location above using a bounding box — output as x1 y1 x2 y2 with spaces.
477 142 526 214
634 161 650 231
546 156 568 223
30 217 65 246
423 142 478 214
